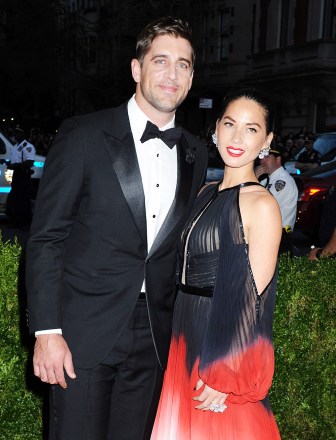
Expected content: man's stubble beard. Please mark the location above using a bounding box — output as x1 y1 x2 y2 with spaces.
140 83 188 114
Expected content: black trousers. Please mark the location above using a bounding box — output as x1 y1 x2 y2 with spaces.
7 169 32 226
48 298 164 440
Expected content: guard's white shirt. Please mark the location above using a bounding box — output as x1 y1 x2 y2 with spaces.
260 166 298 230
36 95 178 335
11 140 36 164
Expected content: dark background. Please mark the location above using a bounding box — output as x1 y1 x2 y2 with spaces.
1 0 336 138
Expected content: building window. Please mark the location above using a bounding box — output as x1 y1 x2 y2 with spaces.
280 0 290 47
259 0 269 52
220 8 230 60
293 0 308 44
87 35 97 64
200 12 208 63
323 0 335 38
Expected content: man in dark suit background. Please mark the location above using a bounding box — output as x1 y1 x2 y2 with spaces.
26 16 207 440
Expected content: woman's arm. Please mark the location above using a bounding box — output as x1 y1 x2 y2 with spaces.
241 189 282 292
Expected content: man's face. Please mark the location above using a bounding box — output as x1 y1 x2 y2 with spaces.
131 35 193 120
14 130 25 142
305 141 313 151
261 154 279 174
297 138 304 148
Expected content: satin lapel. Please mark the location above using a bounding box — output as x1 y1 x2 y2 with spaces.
148 132 195 257
103 129 147 247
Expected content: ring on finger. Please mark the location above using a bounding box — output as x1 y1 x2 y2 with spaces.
209 402 227 413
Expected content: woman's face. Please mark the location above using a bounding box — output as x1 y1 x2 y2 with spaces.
216 97 273 169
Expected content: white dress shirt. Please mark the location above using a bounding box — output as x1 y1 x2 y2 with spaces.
128 95 177 252
36 95 178 335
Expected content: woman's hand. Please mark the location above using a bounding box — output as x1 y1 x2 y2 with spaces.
192 378 228 411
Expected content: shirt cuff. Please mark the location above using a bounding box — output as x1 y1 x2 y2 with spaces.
35 329 62 336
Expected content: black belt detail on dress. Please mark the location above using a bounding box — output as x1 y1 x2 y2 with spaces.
180 284 213 297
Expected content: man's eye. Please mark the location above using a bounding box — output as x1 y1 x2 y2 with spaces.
155 59 166 65
177 62 189 70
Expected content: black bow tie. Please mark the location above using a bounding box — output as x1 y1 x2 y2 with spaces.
140 121 182 149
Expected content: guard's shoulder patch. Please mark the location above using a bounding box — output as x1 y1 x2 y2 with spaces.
26 146 32 152
275 180 286 191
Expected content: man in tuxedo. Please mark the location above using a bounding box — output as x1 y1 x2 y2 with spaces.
26 16 207 440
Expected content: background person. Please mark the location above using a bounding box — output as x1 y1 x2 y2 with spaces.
26 16 207 440
308 184 336 260
0 126 36 228
152 88 282 439
295 136 321 172
256 145 298 254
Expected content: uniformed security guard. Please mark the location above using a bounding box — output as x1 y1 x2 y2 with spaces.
295 136 321 172
5 126 36 228
256 146 298 254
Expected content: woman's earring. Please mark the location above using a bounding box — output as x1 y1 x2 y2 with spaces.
258 146 270 159
212 133 218 147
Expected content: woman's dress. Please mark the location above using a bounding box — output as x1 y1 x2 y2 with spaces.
151 182 281 439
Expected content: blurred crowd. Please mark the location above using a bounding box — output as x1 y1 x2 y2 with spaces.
3 123 316 161
205 124 316 164
1 121 334 260
272 125 316 162
2 125 55 156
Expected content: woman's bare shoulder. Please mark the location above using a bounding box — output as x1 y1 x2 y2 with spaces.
240 185 281 221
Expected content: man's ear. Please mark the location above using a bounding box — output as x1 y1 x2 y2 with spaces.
131 59 141 83
188 70 194 91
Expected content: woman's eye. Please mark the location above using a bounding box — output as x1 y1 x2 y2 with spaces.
247 127 257 133
224 122 233 127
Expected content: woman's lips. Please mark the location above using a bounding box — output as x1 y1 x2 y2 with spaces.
226 147 244 157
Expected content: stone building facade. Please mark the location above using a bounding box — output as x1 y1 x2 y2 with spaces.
1 0 335 137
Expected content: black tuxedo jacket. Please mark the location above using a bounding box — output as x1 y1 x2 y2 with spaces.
26 102 207 369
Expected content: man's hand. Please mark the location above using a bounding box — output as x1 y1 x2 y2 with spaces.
33 334 76 388
307 247 320 261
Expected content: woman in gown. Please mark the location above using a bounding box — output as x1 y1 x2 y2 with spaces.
151 88 283 439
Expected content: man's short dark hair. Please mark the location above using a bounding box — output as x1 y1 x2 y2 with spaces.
304 136 315 145
136 16 195 67
269 146 285 166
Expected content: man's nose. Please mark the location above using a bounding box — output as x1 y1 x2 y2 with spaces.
165 64 177 80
